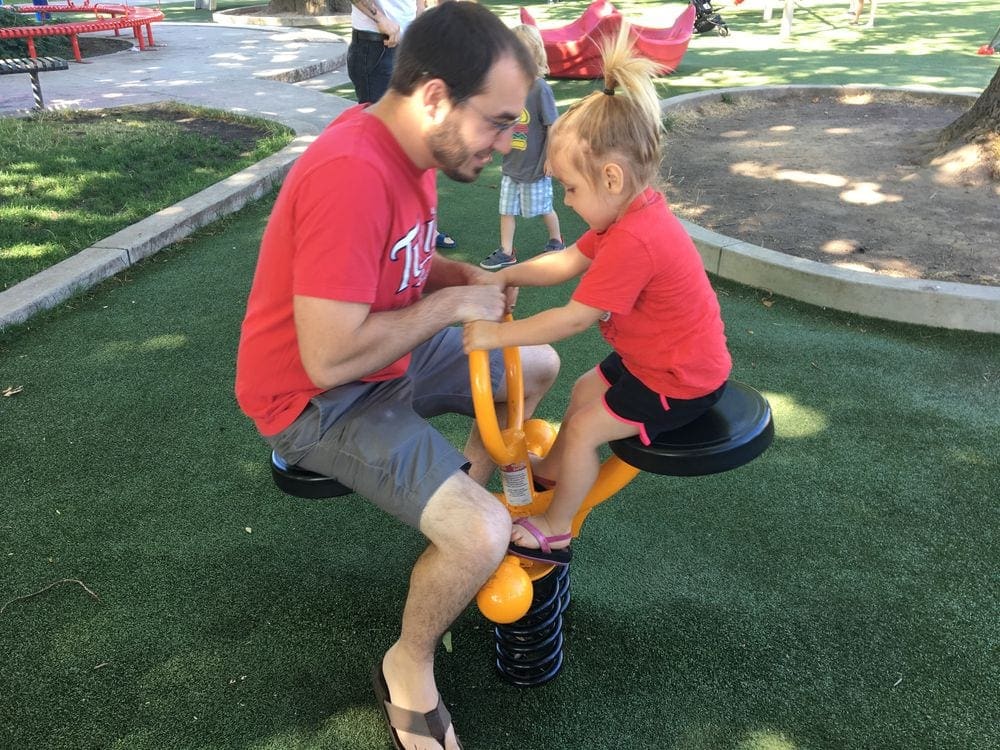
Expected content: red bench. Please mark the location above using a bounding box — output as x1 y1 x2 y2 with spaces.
0 3 164 62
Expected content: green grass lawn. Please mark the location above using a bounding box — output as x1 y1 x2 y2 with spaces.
0 104 292 291
327 1 1000 106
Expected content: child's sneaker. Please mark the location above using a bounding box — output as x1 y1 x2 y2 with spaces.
480 248 517 270
543 239 565 252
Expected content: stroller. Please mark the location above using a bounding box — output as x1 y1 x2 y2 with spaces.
690 0 731 37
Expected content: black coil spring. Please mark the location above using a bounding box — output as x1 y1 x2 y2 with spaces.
493 565 571 687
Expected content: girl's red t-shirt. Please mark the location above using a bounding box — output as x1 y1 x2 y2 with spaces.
573 188 731 398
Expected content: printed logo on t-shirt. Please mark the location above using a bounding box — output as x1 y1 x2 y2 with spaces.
511 108 530 152
390 221 435 294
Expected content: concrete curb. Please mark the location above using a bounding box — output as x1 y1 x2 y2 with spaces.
662 85 1000 334
686 221 1000 334
255 55 345 84
0 136 312 331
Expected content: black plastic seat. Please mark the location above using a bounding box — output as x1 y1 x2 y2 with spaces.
609 380 773 476
270 451 352 499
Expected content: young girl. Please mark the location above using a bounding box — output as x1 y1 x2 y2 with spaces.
463 26 732 566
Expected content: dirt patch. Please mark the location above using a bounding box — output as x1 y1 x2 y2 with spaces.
78 35 133 57
64 104 272 153
661 91 1000 286
155 111 272 152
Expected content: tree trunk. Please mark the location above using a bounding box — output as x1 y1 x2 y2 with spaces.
939 64 1000 145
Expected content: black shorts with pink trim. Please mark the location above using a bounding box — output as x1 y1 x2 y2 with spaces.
598 352 726 446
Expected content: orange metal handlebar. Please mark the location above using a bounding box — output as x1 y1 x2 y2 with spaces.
468 314 523 466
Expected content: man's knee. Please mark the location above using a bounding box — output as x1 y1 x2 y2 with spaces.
420 473 511 559
521 344 560 397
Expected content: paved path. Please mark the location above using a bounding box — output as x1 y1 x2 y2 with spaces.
0 21 352 133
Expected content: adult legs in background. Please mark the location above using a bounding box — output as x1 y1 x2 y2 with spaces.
347 37 394 104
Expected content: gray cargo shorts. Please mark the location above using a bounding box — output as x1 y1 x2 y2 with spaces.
266 327 504 528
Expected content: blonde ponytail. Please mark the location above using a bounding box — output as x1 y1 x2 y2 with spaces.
601 22 663 138
550 22 665 194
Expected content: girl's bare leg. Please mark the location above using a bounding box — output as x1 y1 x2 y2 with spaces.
513 394 639 549
533 368 607 483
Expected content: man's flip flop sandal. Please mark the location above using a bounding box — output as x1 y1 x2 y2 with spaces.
507 518 573 566
372 664 463 750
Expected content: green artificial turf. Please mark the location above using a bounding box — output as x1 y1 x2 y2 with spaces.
1 178 997 749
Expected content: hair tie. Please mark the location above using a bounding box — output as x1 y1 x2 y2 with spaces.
603 87 615 96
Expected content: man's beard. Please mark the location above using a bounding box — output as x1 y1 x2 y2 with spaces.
429 115 489 183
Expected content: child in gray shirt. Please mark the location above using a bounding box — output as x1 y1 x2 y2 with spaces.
480 24 563 269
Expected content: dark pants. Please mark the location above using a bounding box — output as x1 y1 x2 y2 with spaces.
347 30 394 104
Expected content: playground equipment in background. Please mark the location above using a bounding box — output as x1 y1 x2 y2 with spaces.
519 0 696 79
0 2 164 62
0 55 66 110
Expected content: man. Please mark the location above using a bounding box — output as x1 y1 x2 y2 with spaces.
235 4 559 749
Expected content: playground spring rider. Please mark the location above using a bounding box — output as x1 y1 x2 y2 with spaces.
468 332 773 686
691 0 731 37
269 332 774 687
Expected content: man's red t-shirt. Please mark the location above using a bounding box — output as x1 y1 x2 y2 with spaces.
573 188 731 398
235 105 439 436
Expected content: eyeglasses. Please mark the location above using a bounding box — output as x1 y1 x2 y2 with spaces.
462 98 520 135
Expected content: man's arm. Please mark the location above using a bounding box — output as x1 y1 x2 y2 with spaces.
427 251 521 312
351 0 401 46
295 284 505 390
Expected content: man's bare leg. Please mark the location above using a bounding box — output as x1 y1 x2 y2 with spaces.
463 343 559 485
380 470 512 750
